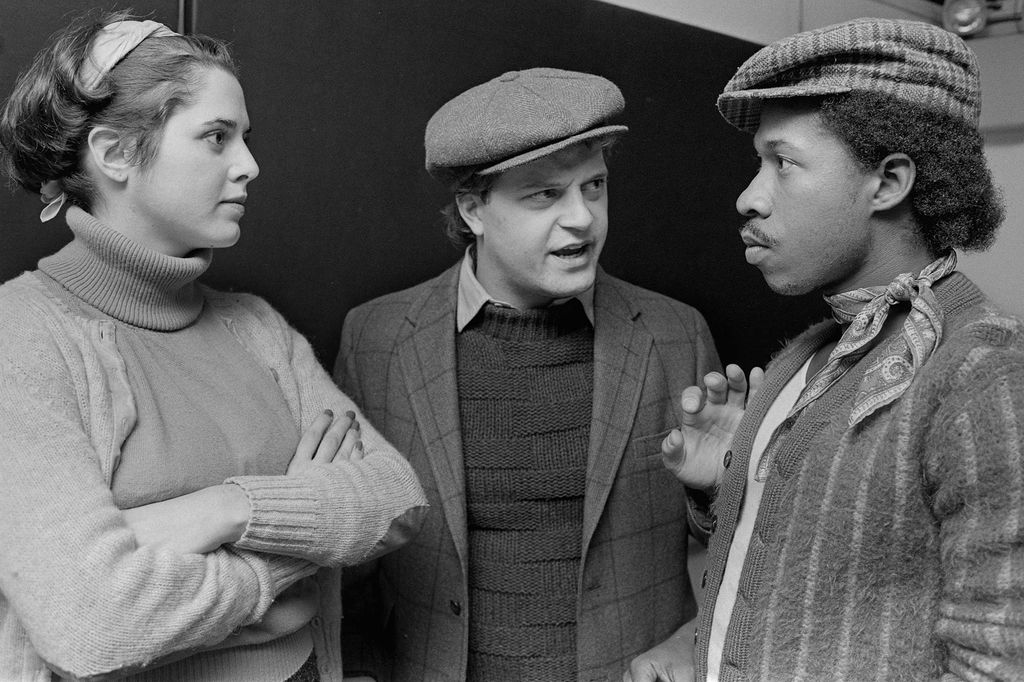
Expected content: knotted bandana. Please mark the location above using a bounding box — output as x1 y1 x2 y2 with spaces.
755 251 957 481
794 250 958 425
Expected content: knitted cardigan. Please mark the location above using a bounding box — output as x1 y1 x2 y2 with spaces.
0 268 427 681
696 273 1024 681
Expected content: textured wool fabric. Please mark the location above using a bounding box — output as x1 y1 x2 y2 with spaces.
764 251 958 479
39 210 300 515
806 251 957 428
336 263 721 681
36 210 311 681
695 273 1024 681
0 209 427 681
458 301 594 680
455 250 594 331
717 17 980 133
424 68 627 182
40 207 209 330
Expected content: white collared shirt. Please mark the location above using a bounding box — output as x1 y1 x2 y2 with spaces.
706 357 812 682
455 248 595 332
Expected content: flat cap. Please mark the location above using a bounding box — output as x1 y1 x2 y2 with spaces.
718 17 980 133
424 67 628 183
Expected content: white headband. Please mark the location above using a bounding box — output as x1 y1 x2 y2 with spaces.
41 20 179 222
78 19 179 90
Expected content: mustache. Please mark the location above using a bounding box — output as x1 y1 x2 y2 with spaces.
740 221 777 247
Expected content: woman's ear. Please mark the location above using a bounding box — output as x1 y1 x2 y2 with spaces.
85 127 133 183
456 192 487 238
870 153 916 213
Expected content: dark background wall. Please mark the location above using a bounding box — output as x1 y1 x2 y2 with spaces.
0 0 826 371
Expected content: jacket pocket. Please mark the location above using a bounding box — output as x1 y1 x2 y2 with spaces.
628 429 673 462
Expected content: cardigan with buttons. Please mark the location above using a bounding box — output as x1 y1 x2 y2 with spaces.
696 273 1024 681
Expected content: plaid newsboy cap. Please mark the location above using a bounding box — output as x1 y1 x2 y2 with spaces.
717 17 981 133
424 67 628 183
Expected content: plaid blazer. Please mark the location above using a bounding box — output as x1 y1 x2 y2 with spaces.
335 263 719 681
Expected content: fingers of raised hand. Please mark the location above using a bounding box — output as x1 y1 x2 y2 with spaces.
748 366 766 402
703 371 729 405
679 385 706 417
661 428 684 464
724 364 751 408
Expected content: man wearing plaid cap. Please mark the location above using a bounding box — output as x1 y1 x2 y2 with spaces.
662 17 1024 681
335 68 720 681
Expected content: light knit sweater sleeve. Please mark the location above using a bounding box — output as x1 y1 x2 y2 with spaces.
219 293 428 567
0 300 313 679
926 330 1024 680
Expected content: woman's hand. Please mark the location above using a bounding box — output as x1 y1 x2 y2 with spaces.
122 409 365 554
661 364 764 489
122 484 250 554
287 409 364 475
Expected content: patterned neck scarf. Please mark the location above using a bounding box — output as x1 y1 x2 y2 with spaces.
791 250 958 427
754 251 957 482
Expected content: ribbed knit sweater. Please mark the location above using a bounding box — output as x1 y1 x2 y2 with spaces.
696 274 1024 681
36 211 314 681
0 208 427 681
458 301 593 681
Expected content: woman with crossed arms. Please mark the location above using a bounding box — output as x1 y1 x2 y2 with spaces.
0 11 425 681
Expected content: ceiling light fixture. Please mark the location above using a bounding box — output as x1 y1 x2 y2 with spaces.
942 0 1024 37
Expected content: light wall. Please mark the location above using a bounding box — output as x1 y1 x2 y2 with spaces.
599 0 1024 316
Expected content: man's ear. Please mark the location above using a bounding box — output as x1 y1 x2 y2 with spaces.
456 193 487 238
870 153 915 212
85 127 133 183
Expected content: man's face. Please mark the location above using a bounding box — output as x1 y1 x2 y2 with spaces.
737 100 881 296
460 144 608 308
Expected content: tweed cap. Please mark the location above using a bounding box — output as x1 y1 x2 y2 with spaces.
717 17 980 133
424 67 628 183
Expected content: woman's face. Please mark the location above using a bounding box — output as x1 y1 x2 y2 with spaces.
121 67 258 257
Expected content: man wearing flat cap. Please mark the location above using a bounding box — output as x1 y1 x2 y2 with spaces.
335 67 720 681
662 17 1024 681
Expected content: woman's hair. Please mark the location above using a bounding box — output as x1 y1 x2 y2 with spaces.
817 91 1004 255
0 10 237 211
439 136 619 250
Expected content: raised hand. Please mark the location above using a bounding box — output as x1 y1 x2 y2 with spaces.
661 364 764 489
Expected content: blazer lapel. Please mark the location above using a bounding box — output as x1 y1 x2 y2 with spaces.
395 264 469 573
582 272 653 554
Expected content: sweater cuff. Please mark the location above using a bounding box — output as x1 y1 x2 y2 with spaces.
224 476 319 556
225 452 428 567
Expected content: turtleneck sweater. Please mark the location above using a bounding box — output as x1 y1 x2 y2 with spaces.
36 208 311 681
0 208 427 682
38 208 209 331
